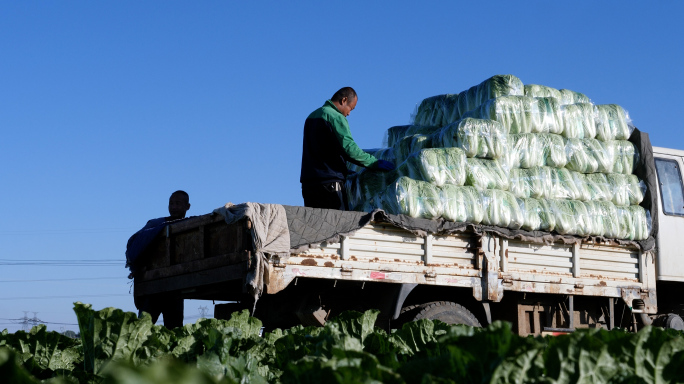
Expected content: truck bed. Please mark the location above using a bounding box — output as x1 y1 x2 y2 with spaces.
268 221 655 313
134 210 657 321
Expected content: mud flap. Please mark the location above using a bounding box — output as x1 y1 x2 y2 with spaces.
475 234 504 302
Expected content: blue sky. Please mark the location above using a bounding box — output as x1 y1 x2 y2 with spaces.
1 1 682 333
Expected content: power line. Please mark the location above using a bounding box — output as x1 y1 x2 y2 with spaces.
0 293 130 300
0 228 138 236
0 259 121 266
0 276 124 283
0 317 79 326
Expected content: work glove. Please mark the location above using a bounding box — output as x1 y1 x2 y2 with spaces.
376 160 396 172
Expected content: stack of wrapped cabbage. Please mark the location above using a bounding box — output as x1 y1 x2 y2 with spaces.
346 75 651 241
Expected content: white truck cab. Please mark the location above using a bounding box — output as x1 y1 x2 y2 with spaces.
653 146 684 282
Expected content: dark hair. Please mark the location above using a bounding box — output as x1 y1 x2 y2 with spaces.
170 190 189 202
331 87 357 103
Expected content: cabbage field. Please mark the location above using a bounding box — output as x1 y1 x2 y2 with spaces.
346 75 651 241
3 303 684 383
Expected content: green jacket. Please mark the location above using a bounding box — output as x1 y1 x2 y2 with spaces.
300 100 379 184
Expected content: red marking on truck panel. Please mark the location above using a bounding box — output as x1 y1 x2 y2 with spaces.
370 271 386 279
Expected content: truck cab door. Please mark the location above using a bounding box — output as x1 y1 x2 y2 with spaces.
654 151 684 281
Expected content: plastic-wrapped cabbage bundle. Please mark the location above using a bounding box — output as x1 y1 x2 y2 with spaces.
378 176 442 219
465 158 510 190
606 174 646 207
565 138 597 173
535 97 564 135
394 134 433 163
572 172 592 201
346 168 404 210
502 133 543 169
480 189 524 229
412 94 460 128
549 199 591 236
565 138 614 173
611 140 639 175
404 147 466 187
440 185 484 224
558 89 592 105
506 133 565 169
524 84 562 100
433 118 507 159
615 206 650 240
549 169 590 201
538 133 567 168
350 147 467 209
583 201 603 237
465 96 548 135
509 167 552 199
345 174 363 210
386 125 442 148
348 148 395 173
616 206 634 240
457 74 524 117
628 205 651 241
585 173 613 202
517 197 556 232
584 201 619 238
517 197 541 231
560 103 596 139
595 104 632 142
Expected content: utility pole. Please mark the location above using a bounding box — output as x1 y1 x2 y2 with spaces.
21 311 30 331
20 311 44 331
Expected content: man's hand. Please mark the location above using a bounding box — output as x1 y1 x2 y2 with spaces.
376 160 396 172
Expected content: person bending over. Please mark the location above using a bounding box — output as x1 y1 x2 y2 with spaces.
300 87 395 210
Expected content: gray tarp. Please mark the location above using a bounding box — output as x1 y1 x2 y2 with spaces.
284 206 653 254
213 203 290 304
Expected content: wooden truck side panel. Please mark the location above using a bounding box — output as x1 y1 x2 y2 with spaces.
272 221 655 313
133 214 252 298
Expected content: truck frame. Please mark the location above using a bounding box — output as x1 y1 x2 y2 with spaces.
132 145 684 336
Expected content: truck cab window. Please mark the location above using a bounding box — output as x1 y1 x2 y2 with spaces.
655 158 684 216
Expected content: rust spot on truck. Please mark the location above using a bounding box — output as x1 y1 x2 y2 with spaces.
350 256 357 261
324 261 334 267
394 259 401 262
315 256 323 259
331 255 339 260
599 281 607 286
542 284 562 294
300 258 317 266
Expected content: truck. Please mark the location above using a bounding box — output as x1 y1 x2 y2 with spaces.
131 140 684 336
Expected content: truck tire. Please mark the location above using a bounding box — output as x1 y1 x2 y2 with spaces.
665 314 684 330
413 301 481 327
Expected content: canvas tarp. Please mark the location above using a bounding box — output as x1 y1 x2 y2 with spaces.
213 202 290 305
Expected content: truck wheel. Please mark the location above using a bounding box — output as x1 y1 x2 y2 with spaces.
665 314 684 330
413 301 481 327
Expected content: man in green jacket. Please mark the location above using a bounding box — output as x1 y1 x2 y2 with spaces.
300 87 395 210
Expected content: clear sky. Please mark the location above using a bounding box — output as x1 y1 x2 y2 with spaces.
1 1 683 333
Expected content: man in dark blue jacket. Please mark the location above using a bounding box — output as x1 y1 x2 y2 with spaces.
300 87 395 210
126 190 190 328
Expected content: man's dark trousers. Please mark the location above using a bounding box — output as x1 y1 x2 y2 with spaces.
302 181 348 210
